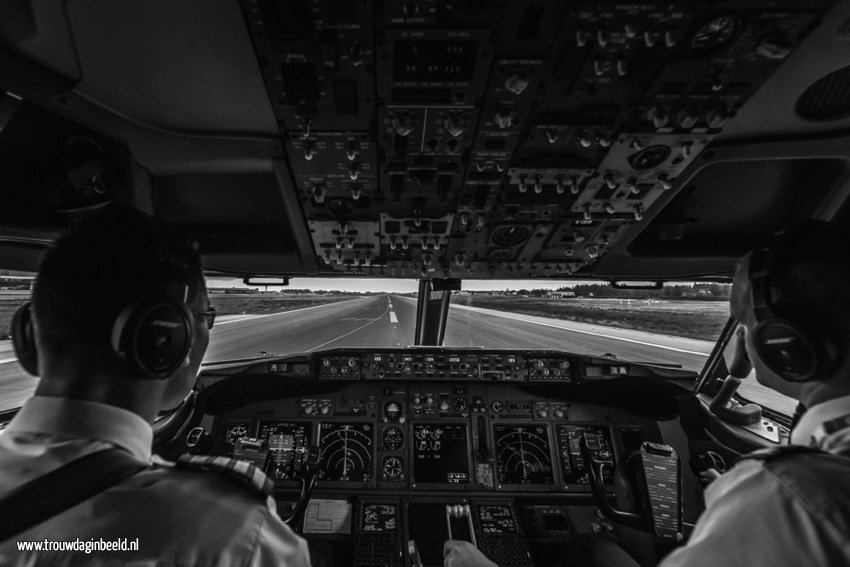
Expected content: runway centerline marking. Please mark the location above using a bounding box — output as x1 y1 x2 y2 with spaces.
307 303 391 351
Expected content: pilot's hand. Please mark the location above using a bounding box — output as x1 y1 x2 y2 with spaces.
443 540 498 567
700 468 722 482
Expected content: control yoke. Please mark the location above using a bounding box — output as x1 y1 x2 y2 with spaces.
581 436 642 530
283 445 323 531
709 325 762 425
581 434 683 541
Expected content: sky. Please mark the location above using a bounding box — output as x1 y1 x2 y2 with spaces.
205 277 593 293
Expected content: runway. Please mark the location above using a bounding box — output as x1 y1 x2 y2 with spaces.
205 295 713 368
0 295 792 414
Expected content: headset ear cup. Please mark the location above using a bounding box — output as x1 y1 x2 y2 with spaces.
11 302 39 376
111 301 193 379
753 319 827 382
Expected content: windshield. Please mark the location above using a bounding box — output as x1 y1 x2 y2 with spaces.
0 274 35 412
0 277 794 415
205 280 726 372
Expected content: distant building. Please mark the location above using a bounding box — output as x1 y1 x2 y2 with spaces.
682 290 713 298
0 271 34 290
547 290 576 298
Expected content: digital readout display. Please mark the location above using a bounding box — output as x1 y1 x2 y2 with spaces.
361 504 399 533
412 424 469 484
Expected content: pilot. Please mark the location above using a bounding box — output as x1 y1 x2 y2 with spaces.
657 220 850 566
445 220 850 567
0 207 312 566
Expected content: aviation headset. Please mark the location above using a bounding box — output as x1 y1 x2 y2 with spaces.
12 217 195 380
747 227 840 382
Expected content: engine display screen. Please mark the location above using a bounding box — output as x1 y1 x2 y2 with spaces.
258 422 310 481
412 424 469 484
494 425 554 485
477 505 518 534
361 504 399 533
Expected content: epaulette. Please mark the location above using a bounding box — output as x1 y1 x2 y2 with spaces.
175 455 275 500
739 445 826 463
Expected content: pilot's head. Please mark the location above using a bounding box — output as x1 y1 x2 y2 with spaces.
731 221 850 403
27 206 210 414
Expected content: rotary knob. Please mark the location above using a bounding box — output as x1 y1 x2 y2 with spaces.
504 72 530 95
677 106 698 129
495 108 514 129
646 105 669 129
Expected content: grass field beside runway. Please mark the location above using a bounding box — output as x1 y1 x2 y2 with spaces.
450 296 730 341
0 292 362 340
209 292 362 317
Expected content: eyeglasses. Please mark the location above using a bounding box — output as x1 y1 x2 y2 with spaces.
193 306 216 329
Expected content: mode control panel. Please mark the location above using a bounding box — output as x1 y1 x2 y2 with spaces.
362 351 528 381
317 349 582 382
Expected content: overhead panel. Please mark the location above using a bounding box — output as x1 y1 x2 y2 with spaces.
239 0 831 279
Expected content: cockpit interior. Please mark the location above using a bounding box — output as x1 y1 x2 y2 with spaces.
2 0 850 565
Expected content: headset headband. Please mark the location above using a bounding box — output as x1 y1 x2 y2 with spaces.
748 232 785 323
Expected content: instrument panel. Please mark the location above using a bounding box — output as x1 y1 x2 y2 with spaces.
211 380 660 494
199 350 689 566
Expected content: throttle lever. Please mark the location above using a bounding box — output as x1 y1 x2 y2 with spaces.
445 504 477 548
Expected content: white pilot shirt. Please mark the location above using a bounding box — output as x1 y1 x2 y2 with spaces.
0 396 312 567
661 395 850 567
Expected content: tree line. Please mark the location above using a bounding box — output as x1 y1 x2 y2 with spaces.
558 283 732 299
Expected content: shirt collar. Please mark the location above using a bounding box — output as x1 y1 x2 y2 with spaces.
6 396 153 460
791 395 850 449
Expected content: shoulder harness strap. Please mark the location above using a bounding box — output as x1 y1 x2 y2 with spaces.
175 455 274 500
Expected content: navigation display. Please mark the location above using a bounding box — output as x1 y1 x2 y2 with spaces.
494 425 554 485
412 424 469 484
258 422 310 481
319 422 374 482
